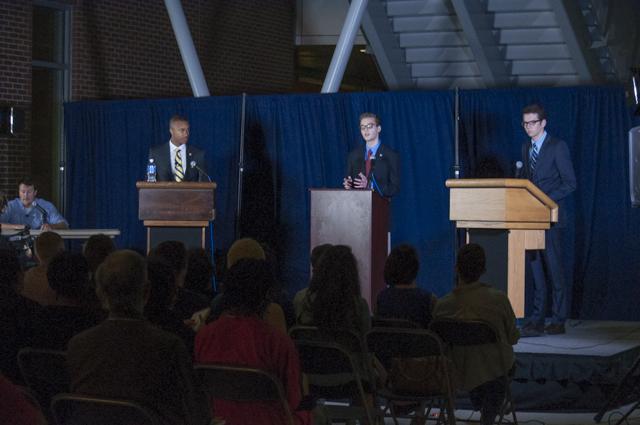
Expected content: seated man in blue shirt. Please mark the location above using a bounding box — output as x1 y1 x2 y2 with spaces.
0 178 68 231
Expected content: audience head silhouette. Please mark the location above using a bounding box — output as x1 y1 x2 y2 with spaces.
47 252 90 301
95 250 147 316
223 258 274 316
83 234 116 274
151 240 187 286
226 237 265 268
384 244 419 286
34 231 64 265
146 255 178 309
308 244 361 330
456 243 486 284
310 243 332 274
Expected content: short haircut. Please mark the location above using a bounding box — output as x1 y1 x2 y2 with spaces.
83 234 116 273
226 238 265 269
359 112 380 125
34 231 64 264
456 243 486 284
0 248 22 291
223 258 273 316
18 176 37 190
151 240 187 274
522 103 547 121
47 252 89 299
95 250 147 315
169 114 189 127
384 244 420 286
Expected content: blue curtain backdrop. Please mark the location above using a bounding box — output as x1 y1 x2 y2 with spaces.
64 86 640 320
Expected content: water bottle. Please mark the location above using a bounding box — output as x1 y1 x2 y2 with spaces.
146 158 157 182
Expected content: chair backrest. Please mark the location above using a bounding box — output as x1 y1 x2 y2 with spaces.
51 393 161 425
17 348 70 412
194 363 295 425
372 316 422 329
289 325 365 354
366 327 445 371
430 318 499 346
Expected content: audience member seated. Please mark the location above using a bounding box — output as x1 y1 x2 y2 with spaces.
433 243 520 425
185 248 215 300
293 245 373 385
260 243 296 329
208 238 287 334
195 258 311 425
66 250 210 425
294 245 370 335
376 244 436 328
145 255 196 353
0 249 40 382
0 373 46 425
31 252 105 350
82 234 116 308
21 231 64 306
152 241 210 320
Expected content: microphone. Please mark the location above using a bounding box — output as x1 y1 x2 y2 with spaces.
515 161 523 178
32 201 49 225
190 160 212 182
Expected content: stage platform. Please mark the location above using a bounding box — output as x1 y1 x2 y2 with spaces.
512 320 640 411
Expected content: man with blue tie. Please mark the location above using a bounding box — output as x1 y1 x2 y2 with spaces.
519 103 577 337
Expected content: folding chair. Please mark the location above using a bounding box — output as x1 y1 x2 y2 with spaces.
366 327 457 425
371 316 421 329
51 393 161 425
194 363 296 425
290 325 379 424
17 347 69 420
594 354 640 424
430 318 518 425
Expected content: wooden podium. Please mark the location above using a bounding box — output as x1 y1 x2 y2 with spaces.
309 189 389 307
446 178 558 317
137 182 216 252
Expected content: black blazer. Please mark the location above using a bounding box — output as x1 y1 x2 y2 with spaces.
521 135 576 225
148 142 208 182
346 143 400 197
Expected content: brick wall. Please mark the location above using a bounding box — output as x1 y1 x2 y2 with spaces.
72 0 295 100
0 0 295 198
0 1 31 197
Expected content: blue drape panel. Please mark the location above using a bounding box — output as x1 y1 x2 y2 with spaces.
65 96 242 251
64 86 639 320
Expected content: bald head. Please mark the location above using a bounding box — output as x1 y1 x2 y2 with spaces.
96 250 147 315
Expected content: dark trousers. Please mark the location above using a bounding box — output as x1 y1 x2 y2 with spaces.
527 225 569 325
469 376 507 425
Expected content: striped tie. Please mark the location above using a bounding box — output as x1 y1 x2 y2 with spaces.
174 149 184 182
530 142 539 176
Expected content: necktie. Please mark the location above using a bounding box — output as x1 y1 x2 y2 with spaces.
174 149 184 182
530 142 538 176
365 149 373 178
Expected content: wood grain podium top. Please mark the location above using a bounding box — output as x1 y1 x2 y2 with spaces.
136 181 217 190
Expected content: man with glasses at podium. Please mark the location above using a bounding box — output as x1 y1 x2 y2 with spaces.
343 112 400 198
519 103 576 337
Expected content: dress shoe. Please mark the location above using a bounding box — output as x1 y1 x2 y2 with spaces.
545 323 566 335
520 322 544 337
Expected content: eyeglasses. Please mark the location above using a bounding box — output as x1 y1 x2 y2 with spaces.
522 119 541 128
360 123 377 130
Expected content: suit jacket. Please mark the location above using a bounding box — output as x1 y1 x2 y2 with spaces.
521 135 576 226
148 142 208 182
67 318 210 425
346 143 400 197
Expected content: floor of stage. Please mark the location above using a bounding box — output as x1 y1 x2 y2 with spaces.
512 320 640 412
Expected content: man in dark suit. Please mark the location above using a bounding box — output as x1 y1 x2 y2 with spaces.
66 250 210 425
148 115 208 182
519 103 576 336
343 112 400 198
